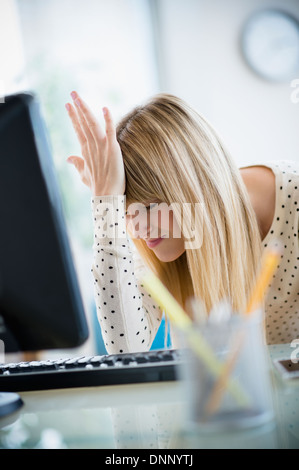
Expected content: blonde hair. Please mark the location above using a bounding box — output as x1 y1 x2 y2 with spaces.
116 94 262 316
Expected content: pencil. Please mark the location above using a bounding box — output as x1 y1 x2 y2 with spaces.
246 243 282 314
141 271 249 406
204 243 282 416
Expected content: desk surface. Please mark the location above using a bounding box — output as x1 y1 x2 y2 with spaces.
0 344 298 449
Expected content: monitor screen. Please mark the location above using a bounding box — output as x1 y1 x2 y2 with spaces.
0 93 89 353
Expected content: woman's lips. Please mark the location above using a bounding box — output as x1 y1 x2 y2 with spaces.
145 237 164 248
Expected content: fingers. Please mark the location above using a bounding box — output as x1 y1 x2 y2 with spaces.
67 156 90 187
67 156 85 174
65 102 87 148
71 91 105 142
66 91 116 145
65 92 118 178
102 107 117 144
69 93 94 144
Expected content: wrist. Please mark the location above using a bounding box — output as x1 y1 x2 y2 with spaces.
92 186 125 197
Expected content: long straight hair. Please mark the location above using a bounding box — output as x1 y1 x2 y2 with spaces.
116 94 262 316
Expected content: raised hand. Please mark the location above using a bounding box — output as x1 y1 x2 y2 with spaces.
65 91 125 196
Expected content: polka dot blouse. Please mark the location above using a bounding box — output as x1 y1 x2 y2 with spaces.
91 195 162 354
253 160 298 345
91 160 298 352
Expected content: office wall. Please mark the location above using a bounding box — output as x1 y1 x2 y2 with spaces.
2 0 299 169
0 0 26 94
155 0 299 167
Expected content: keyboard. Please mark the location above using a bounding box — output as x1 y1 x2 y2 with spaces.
0 349 183 392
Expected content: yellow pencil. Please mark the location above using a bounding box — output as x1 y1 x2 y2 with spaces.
246 243 282 314
141 271 249 406
205 242 282 416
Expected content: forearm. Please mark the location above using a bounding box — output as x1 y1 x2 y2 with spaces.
91 195 162 354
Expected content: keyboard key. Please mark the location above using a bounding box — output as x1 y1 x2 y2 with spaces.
148 356 162 362
90 356 104 364
77 357 93 365
121 357 134 365
134 355 148 364
64 358 82 368
0 349 181 391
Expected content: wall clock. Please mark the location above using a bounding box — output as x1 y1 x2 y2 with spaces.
242 9 299 82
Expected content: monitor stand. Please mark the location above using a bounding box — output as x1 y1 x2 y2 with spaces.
0 392 23 419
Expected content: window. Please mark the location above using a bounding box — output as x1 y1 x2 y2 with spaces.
8 0 159 354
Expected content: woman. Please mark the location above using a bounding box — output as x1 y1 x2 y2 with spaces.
65 91 298 351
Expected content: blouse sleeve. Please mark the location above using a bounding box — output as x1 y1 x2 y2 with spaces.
91 195 163 354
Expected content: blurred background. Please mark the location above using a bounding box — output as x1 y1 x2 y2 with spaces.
1 0 299 356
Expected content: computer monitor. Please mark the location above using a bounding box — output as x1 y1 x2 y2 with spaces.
0 92 89 355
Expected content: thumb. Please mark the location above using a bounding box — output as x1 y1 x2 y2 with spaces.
67 156 85 172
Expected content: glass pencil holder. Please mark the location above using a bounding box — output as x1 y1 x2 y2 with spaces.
178 310 274 432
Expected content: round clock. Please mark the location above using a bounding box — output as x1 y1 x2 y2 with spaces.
241 9 299 82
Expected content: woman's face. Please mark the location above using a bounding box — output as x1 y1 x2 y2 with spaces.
125 201 186 262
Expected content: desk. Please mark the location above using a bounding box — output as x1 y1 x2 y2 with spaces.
0 344 298 449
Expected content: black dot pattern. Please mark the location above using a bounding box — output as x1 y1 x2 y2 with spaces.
91 195 162 354
90 160 298 351
260 160 299 345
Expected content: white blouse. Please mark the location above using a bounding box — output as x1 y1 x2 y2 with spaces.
91 160 298 352
91 195 162 354
249 160 298 345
